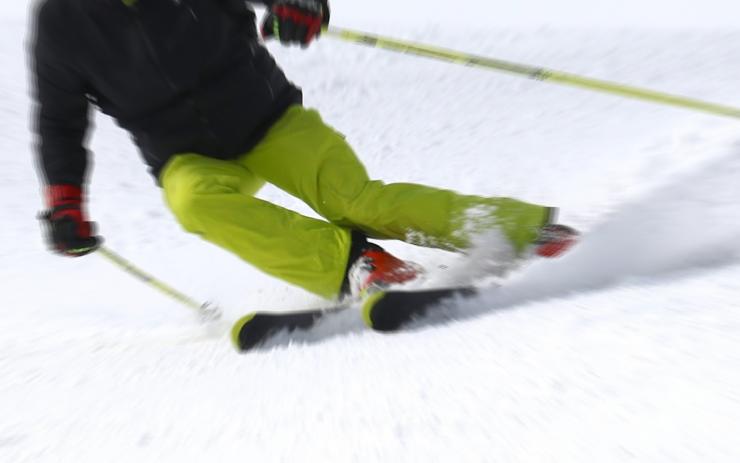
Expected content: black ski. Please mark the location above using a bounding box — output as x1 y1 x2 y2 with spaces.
231 306 346 352
362 286 478 331
231 286 479 352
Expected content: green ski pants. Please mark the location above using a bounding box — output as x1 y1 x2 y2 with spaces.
161 106 551 298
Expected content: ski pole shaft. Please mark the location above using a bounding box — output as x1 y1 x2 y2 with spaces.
324 27 740 120
97 246 220 319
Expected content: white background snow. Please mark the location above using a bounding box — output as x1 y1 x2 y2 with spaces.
2 1 740 462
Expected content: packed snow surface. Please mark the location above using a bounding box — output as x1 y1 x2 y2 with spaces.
2 2 740 462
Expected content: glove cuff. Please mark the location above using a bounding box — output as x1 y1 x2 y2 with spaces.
46 184 83 209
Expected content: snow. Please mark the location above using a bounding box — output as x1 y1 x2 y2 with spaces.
3 2 740 462
333 0 740 28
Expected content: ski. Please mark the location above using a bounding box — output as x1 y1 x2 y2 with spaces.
361 286 478 331
231 286 480 352
231 305 349 352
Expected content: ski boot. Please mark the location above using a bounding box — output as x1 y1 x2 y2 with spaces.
534 224 580 258
347 243 423 298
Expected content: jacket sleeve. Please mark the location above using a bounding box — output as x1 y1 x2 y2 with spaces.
220 0 273 12
32 2 91 187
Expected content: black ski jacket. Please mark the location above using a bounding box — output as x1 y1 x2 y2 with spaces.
32 0 302 185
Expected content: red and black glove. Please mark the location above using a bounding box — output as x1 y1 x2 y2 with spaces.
261 0 330 47
41 185 101 257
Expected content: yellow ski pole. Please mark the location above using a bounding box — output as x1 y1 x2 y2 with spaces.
324 27 740 120
97 246 222 321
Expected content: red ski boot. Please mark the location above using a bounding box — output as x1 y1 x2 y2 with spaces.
348 244 422 298
534 224 580 258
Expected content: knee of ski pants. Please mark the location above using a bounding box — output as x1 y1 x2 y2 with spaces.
306 154 380 226
161 154 265 233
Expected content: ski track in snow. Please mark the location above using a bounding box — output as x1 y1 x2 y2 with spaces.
2 9 740 463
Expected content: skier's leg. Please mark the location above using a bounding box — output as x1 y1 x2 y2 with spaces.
239 106 552 255
160 153 353 298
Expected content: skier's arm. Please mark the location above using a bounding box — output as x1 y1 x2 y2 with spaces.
219 0 272 12
219 1 330 46
32 3 90 188
32 3 101 257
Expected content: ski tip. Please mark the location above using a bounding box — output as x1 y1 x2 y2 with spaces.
230 312 257 351
361 291 387 329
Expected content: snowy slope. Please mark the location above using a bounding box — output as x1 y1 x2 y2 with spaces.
3 2 740 462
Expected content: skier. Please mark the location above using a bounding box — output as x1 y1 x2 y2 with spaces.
32 0 578 301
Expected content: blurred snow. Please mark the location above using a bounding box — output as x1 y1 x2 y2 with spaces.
332 0 740 28
2 2 740 463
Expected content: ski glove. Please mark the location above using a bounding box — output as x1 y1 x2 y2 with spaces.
41 184 101 257
261 0 330 47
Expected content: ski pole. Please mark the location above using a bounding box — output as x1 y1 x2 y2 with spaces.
324 26 740 120
97 246 222 321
